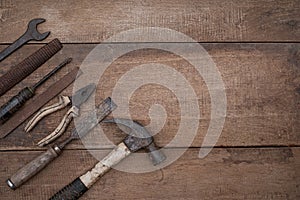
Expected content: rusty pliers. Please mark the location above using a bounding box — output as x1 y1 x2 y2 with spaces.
25 84 96 146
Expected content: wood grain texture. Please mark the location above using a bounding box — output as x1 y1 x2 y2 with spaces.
0 148 299 199
0 1 299 199
0 43 299 150
0 0 299 43
8 146 61 189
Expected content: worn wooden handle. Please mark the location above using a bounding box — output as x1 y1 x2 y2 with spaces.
37 106 79 146
25 95 71 132
50 143 130 199
7 145 62 190
80 142 130 188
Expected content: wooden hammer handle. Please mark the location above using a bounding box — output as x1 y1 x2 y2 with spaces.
50 143 130 200
7 145 61 189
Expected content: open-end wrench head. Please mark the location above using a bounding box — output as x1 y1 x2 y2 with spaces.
27 18 50 41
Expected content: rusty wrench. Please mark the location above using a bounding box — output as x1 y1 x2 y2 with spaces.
0 18 50 62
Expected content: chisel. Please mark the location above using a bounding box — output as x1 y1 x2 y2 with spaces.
0 58 72 124
6 97 117 189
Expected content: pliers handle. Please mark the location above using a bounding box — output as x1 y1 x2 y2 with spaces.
37 106 79 146
25 95 79 146
25 96 71 132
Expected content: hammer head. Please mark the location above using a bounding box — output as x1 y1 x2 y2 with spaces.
102 118 166 166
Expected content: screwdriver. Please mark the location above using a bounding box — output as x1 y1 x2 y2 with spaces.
0 58 72 124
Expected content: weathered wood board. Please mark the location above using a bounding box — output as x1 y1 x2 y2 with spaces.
0 43 299 150
0 148 299 199
0 0 299 199
0 0 299 43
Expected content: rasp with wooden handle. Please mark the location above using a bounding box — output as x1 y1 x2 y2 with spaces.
0 67 80 138
0 58 72 124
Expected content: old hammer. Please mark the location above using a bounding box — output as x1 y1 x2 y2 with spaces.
50 118 166 200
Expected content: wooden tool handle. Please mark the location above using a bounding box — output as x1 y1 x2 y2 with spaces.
6 145 62 190
37 106 79 146
0 68 80 139
80 142 130 188
25 96 71 132
50 143 130 199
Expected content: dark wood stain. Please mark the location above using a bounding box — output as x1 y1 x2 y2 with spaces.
288 45 300 70
223 148 294 164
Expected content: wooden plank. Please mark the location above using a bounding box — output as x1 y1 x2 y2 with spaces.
0 0 299 43
0 43 299 150
0 147 299 199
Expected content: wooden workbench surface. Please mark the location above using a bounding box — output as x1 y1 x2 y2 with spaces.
0 0 299 199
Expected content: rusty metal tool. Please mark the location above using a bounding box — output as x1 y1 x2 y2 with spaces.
6 97 117 190
103 118 166 165
0 38 62 96
0 68 80 139
0 58 72 124
0 18 50 62
25 83 96 146
50 118 166 200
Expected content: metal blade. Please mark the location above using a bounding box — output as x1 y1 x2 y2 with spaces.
102 118 151 138
74 97 117 138
71 83 96 107
57 97 117 149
